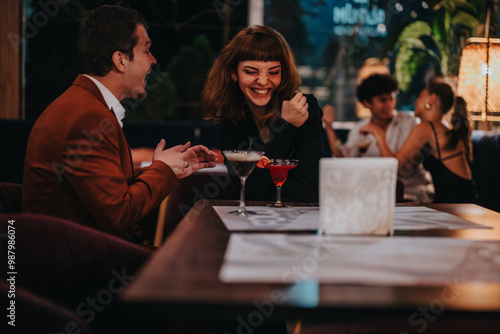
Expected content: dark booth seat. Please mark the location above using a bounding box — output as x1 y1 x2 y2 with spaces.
471 132 500 213
0 119 35 184
0 213 153 333
0 182 22 213
0 279 94 334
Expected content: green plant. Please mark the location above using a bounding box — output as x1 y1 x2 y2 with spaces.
430 0 484 74
393 21 441 93
387 0 484 93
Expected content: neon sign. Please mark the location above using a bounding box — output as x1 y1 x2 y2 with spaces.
332 1 387 37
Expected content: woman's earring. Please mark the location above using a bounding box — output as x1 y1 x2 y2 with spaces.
231 74 237 84
425 103 431 110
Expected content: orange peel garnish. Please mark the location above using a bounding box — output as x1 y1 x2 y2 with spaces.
256 156 270 168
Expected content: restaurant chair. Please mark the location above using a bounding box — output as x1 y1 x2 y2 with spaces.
154 163 238 246
0 279 94 334
0 182 22 213
471 133 500 212
0 213 153 333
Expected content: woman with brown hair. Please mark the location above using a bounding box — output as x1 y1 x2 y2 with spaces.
361 81 476 203
202 25 324 202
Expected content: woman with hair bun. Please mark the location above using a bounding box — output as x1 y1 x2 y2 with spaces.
202 25 324 202
361 81 476 203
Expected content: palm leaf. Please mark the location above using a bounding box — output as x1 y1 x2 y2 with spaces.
453 0 478 16
432 7 451 44
451 11 481 31
397 21 432 41
395 36 441 92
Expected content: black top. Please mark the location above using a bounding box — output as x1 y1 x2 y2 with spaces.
215 94 324 202
422 122 476 203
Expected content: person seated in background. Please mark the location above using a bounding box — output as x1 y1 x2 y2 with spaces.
354 57 392 119
322 74 433 203
22 5 217 242
202 25 324 203
361 81 476 203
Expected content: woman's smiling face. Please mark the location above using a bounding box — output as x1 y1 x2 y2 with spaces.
233 60 282 112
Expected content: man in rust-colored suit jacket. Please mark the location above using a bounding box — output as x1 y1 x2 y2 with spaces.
22 6 217 241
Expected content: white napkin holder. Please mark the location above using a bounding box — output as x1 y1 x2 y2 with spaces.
320 158 398 235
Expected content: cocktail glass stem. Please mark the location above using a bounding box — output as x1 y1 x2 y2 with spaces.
275 185 283 207
238 177 247 215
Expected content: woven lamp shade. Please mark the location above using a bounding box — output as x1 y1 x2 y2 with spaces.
457 38 500 122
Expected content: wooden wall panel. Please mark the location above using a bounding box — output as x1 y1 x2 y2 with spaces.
0 0 21 119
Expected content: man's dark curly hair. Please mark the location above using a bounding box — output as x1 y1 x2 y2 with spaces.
356 74 399 104
78 5 148 76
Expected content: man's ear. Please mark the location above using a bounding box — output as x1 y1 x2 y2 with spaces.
361 99 371 109
112 51 127 73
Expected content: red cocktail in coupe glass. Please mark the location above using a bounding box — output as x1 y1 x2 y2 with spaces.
265 159 298 207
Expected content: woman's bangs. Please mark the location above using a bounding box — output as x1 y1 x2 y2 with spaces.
238 35 283 63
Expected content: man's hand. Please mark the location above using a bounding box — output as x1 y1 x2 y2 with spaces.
281 92 309 127
322 104 335 127
153 140 218 179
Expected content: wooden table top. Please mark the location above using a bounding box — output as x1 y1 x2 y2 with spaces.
121 200 500 322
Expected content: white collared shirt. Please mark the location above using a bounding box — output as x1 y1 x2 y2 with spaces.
83 74 126 128
342 111 416 158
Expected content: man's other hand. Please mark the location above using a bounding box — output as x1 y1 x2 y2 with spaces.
153 140 218 178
